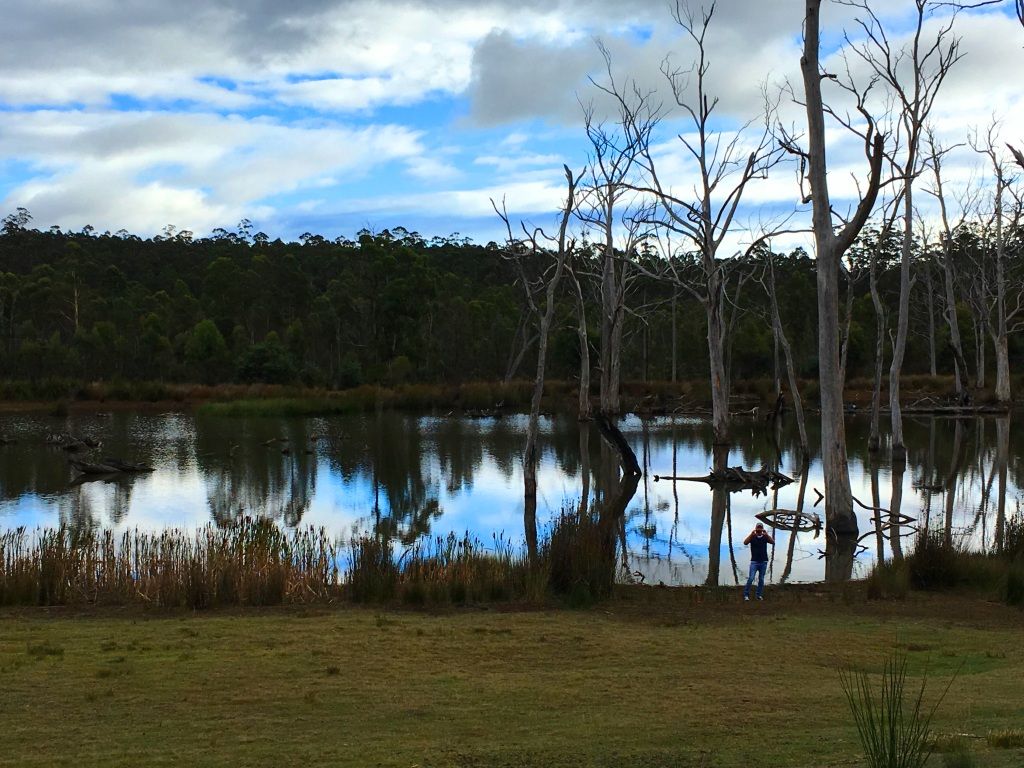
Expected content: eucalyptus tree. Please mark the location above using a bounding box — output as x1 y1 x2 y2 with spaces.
796 0 885 537
494 165 582 560
603 1 786 444
759 247 809 459
842 0 964 462
581 48 660 415
923 134 974 398
971 126 1024 405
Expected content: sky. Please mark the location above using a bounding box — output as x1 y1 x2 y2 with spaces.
1 0 1023 245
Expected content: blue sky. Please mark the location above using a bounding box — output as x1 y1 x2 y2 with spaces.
1 0 1022 245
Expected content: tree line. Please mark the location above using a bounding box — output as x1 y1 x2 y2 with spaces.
0 204 1018 397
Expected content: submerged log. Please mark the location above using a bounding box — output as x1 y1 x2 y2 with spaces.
756 509 822 538
100 457 155 472
69 457 153 475
653 465 794 491
68 458 122 475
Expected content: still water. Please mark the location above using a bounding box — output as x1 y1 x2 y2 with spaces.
0 410 1017 585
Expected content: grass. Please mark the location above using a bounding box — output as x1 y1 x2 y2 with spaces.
0 592 1022 767
2 515 622 609
1 520 339 608
839 651 954 767
867 520 1024 608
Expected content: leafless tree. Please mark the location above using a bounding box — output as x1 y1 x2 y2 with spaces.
602 2 787 444
567 261 592 420
493 165 582 560
923 129 975 400
796 0 885 537
760 248 809 458
971 124 1024 405
580 48 660 416
841 0 964 462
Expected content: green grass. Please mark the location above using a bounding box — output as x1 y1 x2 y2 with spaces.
1 592 1023 767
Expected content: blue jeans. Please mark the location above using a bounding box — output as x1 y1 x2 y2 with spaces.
744 561 767 599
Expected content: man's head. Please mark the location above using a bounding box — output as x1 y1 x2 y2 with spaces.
755 523 764 534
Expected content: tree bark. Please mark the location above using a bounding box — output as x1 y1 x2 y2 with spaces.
801 0 881 537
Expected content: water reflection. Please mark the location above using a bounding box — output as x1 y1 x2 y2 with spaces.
0 410 1019 585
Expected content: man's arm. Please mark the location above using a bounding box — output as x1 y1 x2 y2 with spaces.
764 532 775 545
742 532 754 545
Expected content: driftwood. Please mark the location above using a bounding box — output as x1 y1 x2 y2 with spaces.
653 466 793 493
100 457 154 473
756 509 822 538
69 472 122 486
69 457 153 475
47 433 101 451
69 458 122 475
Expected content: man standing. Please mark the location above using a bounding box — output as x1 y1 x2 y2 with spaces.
743 522 774 601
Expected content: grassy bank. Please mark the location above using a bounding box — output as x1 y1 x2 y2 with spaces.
3 373 1016 417
1 592 1023 767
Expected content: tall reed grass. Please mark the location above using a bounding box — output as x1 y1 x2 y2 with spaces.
0 519 339 608
346 532 549 605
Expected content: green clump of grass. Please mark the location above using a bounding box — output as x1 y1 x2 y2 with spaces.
986 729 1024 749
839 651 957 768
941 746 976 768
26 640 64 659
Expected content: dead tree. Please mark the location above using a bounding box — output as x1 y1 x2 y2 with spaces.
842 0 964 462
923 131 974 400
567 261 592 420
494 165 582 561
580 51 659 416
760 248 809 458
972 125 1024 405
603 2 786 444
796 0 884 537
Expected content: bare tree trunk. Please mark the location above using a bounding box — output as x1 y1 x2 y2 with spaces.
801 0 882 537
869 246 886 453
570 268 592 420
707 288 730 444
975 316 986 389
766 253 808 456
889 175 914 463
839 263 855 386
924 265 937 376
705 446 729 587
671 288 678 383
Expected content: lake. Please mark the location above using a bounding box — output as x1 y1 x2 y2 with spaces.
0 409 1016 585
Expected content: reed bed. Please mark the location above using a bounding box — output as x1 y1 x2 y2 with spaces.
347 532 547 605
0 518 339 608
1 510 627 608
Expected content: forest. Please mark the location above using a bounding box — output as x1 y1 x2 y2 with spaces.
0 207 1020 397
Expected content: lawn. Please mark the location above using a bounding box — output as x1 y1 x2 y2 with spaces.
1 588 1022 767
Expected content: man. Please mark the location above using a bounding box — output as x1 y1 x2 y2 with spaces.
743 522 774 601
